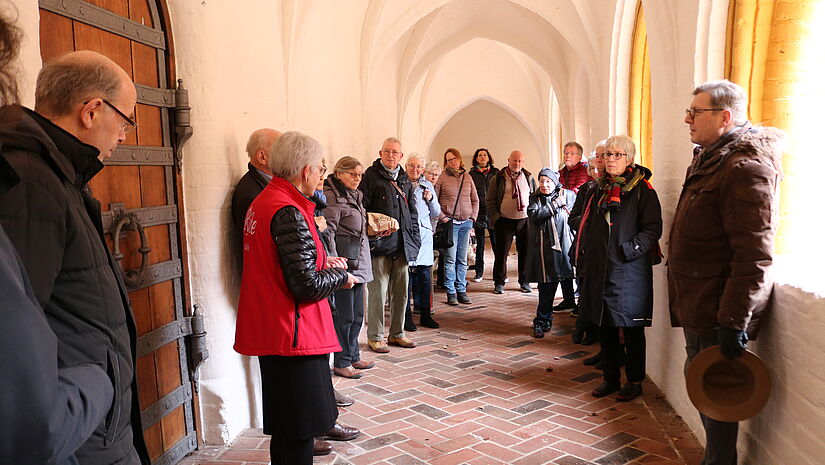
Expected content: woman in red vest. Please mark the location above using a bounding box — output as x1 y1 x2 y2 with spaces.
234 131 357 465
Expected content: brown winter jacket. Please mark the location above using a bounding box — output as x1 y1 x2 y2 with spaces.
667 123 784 339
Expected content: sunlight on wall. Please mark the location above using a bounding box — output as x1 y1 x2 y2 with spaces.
777 1 825 278
726 0 825 291
627 3 653 171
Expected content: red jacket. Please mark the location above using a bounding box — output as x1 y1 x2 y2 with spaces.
234 177 341 356
560 162 592 193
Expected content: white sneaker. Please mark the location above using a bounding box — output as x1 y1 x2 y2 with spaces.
472 275 483 282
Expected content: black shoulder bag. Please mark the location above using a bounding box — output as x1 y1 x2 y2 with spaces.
433 174 464 250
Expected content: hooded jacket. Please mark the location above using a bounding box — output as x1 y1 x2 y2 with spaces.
0 106 149 465
668 124 784 339
358 158 421 259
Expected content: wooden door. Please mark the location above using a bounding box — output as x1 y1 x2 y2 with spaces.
38 1 199 464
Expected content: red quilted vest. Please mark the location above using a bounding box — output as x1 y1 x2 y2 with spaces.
234 176 341 356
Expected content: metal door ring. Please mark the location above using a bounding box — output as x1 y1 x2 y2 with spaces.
111 214 151 289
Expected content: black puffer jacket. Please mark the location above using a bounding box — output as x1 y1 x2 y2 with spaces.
576 165 663 328
468 165 499 229
0 107 149 465
1 152 113 465
359 158 421 259
271 206 349 303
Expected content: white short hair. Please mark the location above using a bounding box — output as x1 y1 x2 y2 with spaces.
268 131 323 179
604 135 637 166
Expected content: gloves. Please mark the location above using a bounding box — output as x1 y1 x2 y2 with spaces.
718 326 748 359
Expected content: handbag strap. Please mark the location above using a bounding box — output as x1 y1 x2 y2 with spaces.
389 180 409 205
447 173 465 219
573 190 597 266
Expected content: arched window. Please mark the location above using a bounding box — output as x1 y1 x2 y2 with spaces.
726 0 825 271
627 2 652 170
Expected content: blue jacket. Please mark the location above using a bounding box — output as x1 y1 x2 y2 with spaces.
409 176 441 266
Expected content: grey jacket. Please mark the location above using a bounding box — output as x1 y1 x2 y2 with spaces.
323 176 373 283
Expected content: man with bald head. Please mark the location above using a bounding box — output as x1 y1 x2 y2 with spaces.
0 51 150 464
231 127 282 257
486 150 537 294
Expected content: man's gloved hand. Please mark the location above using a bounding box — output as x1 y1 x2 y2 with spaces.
718 326 748 359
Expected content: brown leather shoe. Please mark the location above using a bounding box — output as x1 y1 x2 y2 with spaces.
368 339 390 353
313 438 333 456
388 336 416 348
334 388 354 407
333 366 363 379
321 423 360 441
351 360 375 370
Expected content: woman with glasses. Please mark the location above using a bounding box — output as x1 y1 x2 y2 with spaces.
434 148 479 306
323 156 375 379
575 135 662 402
235 132 357 465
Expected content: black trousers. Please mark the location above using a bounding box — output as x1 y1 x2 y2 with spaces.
269 436 313 465
599 326 645 384
492 217 528 285
472 226 495 276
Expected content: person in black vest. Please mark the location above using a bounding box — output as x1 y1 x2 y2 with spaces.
0 50 150 465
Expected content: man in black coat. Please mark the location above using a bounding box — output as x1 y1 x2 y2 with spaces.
359 137 421 353
230 128 281 263
0 51 150 465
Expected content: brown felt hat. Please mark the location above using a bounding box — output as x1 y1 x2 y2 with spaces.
686 346 771 422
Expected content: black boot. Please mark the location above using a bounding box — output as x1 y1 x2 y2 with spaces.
404 306 417 332
420 308 439 329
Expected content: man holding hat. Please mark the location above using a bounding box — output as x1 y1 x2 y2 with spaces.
668 79 783 464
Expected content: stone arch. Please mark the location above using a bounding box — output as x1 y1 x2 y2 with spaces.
424 95 545 165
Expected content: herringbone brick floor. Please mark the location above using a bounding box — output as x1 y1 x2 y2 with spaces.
182 257 702 465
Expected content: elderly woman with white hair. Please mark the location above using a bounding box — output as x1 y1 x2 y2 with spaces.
404 153 442 329
234 132 357 465
575 135 662 403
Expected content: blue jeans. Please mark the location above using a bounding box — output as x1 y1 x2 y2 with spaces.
685 330 739 465
443 220 473 294
533 282 557 327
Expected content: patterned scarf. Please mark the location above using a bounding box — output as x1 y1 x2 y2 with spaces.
597 166 645 212
505 167 526 211
445 166 465 177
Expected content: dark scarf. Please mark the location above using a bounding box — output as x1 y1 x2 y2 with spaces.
474 164 490 174
504 167 526 211
597 166 645 212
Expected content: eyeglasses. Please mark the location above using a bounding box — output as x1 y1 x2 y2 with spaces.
345 170 363 178
685 107 723 119
381 149 402 156
445 157 459 163
319 165 327 176
603 152 627 159
85 99 138 133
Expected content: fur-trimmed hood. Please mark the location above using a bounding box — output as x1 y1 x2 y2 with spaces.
688 123 785 181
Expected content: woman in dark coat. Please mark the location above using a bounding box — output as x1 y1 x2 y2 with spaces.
235 132 357 465
524 168 574 338
576 135 662 402
468 148 499 281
